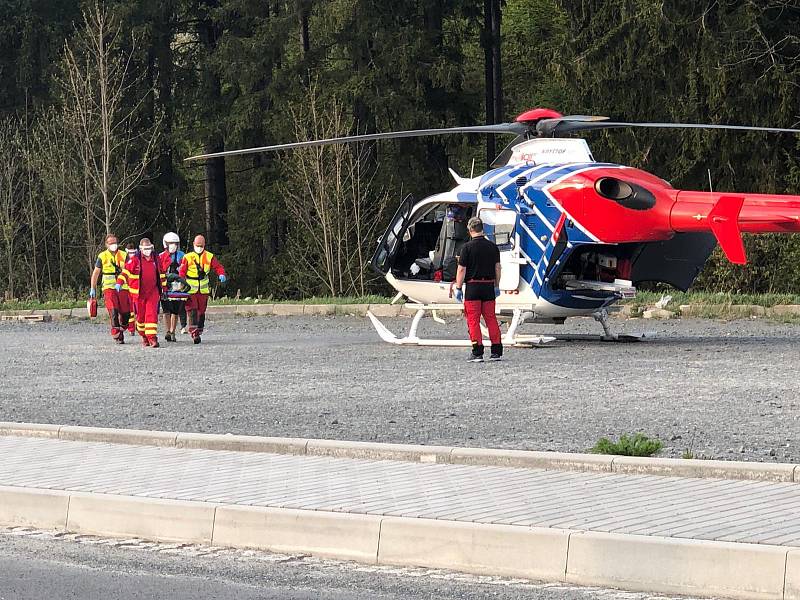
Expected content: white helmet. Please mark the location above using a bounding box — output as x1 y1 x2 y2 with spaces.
163 231 180 248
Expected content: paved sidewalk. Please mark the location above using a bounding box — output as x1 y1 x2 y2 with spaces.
2 435 800 546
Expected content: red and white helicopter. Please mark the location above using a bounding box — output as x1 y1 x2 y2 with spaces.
187 109 800 347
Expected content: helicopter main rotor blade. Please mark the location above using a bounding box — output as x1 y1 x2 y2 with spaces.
184 123 529 162
538 118 800 137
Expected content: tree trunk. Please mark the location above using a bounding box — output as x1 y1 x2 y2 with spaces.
491 0 503 126
58 207 65 289
198 11 229 246
26 197 40 298
155 0 176 215
483 0 495 166
482 0 503 166
298 0 310 53
5 250 13 298
203 138 228 245
205 164 229 245
423 0 448 175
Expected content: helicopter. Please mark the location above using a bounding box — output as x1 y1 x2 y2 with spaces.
186 108 800 347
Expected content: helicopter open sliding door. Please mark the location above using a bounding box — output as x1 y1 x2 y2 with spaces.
479 208 521 291
370 194 415 275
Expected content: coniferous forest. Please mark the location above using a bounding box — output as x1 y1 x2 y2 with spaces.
0 0 798 300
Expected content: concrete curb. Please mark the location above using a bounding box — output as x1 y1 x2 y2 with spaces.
377 518 571 580
213 505 382 563
565 531 793 600
1 422 798 484
0 485 797 599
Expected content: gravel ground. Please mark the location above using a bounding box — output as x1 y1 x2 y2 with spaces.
1 314 798 462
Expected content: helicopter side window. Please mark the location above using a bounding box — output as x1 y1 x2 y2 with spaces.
494 224 514 246
479 208 516 249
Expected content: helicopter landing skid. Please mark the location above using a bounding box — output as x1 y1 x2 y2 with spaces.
366 306 556 348
586 309 651 342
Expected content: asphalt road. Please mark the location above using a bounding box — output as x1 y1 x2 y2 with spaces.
0 528 697 600
1 313 798 462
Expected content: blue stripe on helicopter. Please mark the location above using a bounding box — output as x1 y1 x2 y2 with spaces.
478 162 620 298
479 164 589 292
456 192 478 203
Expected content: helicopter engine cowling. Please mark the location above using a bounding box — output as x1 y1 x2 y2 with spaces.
545 167 676 243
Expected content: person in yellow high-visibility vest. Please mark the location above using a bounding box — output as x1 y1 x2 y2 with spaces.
178 234 227 344
89 233 131 343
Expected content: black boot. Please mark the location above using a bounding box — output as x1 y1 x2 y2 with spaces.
468 343 484 362
489 343 503 361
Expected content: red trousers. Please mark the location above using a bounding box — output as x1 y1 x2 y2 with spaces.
464 299 502 347
186 293 209 338
120 290 135 333
135 292 160 342
102 288 131 339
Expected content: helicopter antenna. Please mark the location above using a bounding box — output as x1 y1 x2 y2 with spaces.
708 169 714 193
470 158 475 179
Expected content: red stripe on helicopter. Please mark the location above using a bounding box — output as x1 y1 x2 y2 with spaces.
552 213 567 243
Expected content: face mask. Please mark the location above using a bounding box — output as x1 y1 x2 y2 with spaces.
194 246 204 254
141 247 153 257
168 244 178 254
108 244 118 252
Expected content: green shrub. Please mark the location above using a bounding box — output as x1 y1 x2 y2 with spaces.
590 433 663 457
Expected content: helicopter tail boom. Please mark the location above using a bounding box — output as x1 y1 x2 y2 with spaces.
670 190 800 264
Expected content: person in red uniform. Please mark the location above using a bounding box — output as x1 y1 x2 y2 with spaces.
123 241 138 334
452 217 503 362
178 234 226 344
117 238 166 348
88 233 130 343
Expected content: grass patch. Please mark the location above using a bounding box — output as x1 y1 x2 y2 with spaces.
770 313 800 324
628 291 800 309
4 290 800 314
211 295 391 305
0 299 84 311
282 295 390 305
590 433 664 457
625 291 800 322
0 295 393 311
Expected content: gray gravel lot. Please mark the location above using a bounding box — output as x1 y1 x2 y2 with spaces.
0 314 798 462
